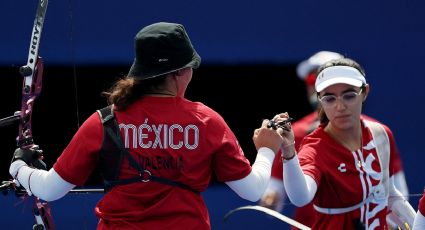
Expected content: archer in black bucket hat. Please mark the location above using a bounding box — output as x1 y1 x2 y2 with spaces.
128 22 201 80
7 20 288 230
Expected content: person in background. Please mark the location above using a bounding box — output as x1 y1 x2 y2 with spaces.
278 57 415 229
9 22 285 230
259 51 409 229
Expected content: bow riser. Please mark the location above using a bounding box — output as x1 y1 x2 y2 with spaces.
18 58 44 148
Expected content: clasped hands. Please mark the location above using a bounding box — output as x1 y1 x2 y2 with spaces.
253 112 296 159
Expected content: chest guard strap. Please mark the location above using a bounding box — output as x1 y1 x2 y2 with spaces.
313 121 390 215
97 105 199 194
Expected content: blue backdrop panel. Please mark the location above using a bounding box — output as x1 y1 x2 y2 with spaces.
1 185 297 229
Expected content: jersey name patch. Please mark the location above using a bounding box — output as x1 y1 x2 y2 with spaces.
120 118 199 150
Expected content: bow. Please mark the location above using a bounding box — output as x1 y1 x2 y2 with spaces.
0 0 53 229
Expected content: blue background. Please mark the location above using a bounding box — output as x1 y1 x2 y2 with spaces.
1 0 425 229
2 185 294 229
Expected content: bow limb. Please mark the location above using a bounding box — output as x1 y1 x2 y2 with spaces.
224 205 311 230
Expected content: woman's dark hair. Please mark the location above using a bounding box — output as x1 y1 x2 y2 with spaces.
317 58 366 124
103 74 168 111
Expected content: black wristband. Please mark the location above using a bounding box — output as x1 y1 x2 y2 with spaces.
282 153 296 161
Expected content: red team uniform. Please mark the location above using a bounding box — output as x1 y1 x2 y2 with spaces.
297 118 400 229
53 96 252 229
271 113 404 228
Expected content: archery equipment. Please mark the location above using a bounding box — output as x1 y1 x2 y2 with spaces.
0 0 52 229
224 205 311 230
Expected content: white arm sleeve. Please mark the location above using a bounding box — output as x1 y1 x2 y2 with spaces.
387 172 410 228
413 210 425 230
283 156 317 207
262 177 286 212
387 176 416 229
10 160 75 201
226 147 275 202
264 177 286 201
393 171 409 200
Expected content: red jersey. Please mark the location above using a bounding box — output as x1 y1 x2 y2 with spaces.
53 96 252 229
271 112 403 180
270 112 404 228
298 119 399 229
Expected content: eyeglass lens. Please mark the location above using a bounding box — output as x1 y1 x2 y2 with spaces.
319 89 362 107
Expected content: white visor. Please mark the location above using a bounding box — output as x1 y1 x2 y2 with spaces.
315 66 366 92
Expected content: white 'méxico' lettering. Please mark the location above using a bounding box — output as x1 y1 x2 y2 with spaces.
139 119 152 148
152 124 163 149
119 123 137 148
120 119 199 150
184 125 199 149
169 124 183 149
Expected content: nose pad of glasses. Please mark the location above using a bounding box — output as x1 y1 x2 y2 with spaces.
335 97 347 108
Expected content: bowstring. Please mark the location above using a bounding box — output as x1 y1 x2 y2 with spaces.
67 0 80 129
66 1 92 229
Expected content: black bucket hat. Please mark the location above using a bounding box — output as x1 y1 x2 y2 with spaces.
128 22 201 80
